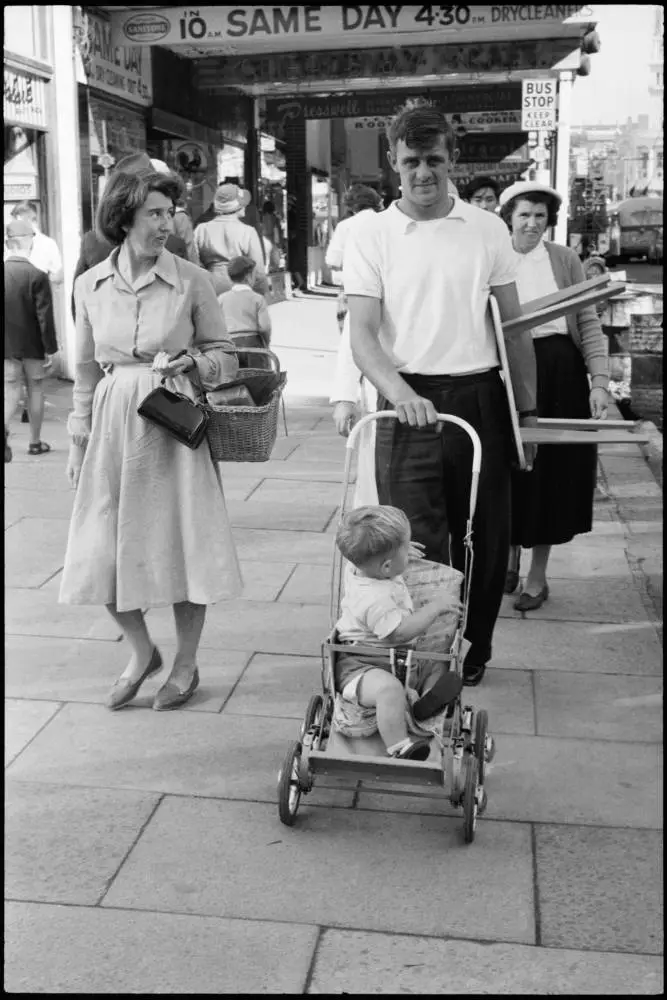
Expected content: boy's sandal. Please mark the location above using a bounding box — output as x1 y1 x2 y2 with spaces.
28 441 51 455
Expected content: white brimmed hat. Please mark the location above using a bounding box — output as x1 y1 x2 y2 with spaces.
214 183 251 215
499 181 562 208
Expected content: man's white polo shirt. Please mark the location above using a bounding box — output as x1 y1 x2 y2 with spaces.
342 198 517 375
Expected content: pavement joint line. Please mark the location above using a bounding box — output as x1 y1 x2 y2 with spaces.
322 506 341 534
215 650 257 716
4 780 660 832
273 563 300 604
241 478 266 501
4 895 663 961
530 823 542 948
4 629 124 644
301 926 325 995
530 671 539 738
94 793 166 908
5 700 66 768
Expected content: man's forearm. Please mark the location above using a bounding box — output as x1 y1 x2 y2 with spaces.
351 322 414 405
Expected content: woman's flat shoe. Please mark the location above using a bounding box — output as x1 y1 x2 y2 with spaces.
514 585 550 612
153 668 200 712
504 569 520 594
107 647 163 710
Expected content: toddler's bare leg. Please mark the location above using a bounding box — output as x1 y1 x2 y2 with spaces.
357 668 409 750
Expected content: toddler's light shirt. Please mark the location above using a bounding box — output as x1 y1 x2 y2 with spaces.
336 568 413 644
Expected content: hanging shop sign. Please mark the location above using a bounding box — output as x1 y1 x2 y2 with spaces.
451 161 532 188
85 11 153 107
4 67 48 129
113 6 594 54
197 38 579 88
265 85 521 125
521 78 557 131
457 133 528 163
88 95 147 159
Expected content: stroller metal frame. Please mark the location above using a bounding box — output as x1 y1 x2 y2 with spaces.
277 411 494 844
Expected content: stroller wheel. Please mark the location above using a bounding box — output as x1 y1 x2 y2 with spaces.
278 741 304 826
474 710 489 785
462 754 479 844
301 694 323 741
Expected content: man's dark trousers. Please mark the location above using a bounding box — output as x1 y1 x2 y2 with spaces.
375 369 513 667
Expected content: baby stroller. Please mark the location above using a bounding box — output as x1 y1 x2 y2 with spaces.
276 411 495 844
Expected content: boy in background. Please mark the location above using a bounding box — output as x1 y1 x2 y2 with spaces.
218 256 272 366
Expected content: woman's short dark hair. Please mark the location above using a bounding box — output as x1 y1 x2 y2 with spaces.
344 184 382 215
97 170 184 245
500 191 560 231
464 175 501 202
387 98 457 158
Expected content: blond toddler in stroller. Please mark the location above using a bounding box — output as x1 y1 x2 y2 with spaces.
334 505 464 760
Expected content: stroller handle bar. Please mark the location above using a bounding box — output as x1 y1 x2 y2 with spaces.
346 411 482 477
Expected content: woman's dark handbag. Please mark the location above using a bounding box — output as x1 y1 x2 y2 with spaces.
137 378 209 449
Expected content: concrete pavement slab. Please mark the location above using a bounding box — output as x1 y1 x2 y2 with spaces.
308 929 664 994
357 736 661 828
491 618 664 675
5 518 70 588
220 458 351 481
5 781 160 905
524 543 632 579
5 704 354 808
4 902 318 994
4 637 250 713
6 589 122 641
536 825 663 955
5 700 62 767
231 528 335 564
534 671 663 742
4 459 73 492
4 488 75 522
101 798 535 943
499 579 651 623
228 498 335 532
279 563 331 605
146 599 330 655
223 653 322 720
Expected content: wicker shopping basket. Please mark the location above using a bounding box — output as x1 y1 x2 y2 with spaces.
404 557 464 655
203 348 287 463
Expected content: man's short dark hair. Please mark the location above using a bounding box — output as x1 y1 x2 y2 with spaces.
387 99 457 157
500 191 560 231
464 176 501 202
227 255 255 282
96 170 184 246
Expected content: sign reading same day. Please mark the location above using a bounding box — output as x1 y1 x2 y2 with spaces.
521 78 557 131
116 5 594 51
86 12 152 107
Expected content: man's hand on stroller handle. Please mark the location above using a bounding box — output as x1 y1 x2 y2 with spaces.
393 390 440 428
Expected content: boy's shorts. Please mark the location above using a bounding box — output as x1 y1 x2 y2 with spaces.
333 649 446 739
4 358 48 383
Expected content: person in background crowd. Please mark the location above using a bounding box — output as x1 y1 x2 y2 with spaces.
261 200 284 272
463 176 501 213
217 254 272 353
172 196 197 263
4 219 59 460
286 194 306 292
7 201 64 285
499 181 609 610
343 99 538 687
326 184 383 335
71 154 188 320
60 168 242 712
193 183 269 297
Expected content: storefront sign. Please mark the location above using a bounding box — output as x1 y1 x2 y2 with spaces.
85 12 153 107
521 78 557 131
350 109 522 133
88 96 147 159
265 85 521 124
451 161 532 187
114 6 593 53
4 68 48 129
152 108 223 146
198 38 578 88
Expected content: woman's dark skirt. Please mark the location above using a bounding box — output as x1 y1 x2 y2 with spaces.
511 334 597 549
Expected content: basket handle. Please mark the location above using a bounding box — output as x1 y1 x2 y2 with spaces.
233 347 281 374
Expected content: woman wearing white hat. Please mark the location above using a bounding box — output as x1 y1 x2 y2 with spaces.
193 183 268 297
498 181 610 611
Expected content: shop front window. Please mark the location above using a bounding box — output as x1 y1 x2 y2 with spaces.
3 125 45 226
4 6 50 62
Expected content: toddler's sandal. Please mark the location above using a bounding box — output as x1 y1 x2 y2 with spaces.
28 442 51 455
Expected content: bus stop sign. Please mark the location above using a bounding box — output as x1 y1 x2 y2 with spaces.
521 79 557 132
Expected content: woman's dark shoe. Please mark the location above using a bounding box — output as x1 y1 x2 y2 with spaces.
463 662 487 687
504 569 520 594
514 584 550 612
107 647 163 710
28 441 51 455
153 667 200 711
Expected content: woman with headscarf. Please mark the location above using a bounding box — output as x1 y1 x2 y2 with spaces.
193 183 268 297
498 181 610 611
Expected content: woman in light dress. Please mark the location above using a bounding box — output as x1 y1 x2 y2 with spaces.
60 167 243 711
